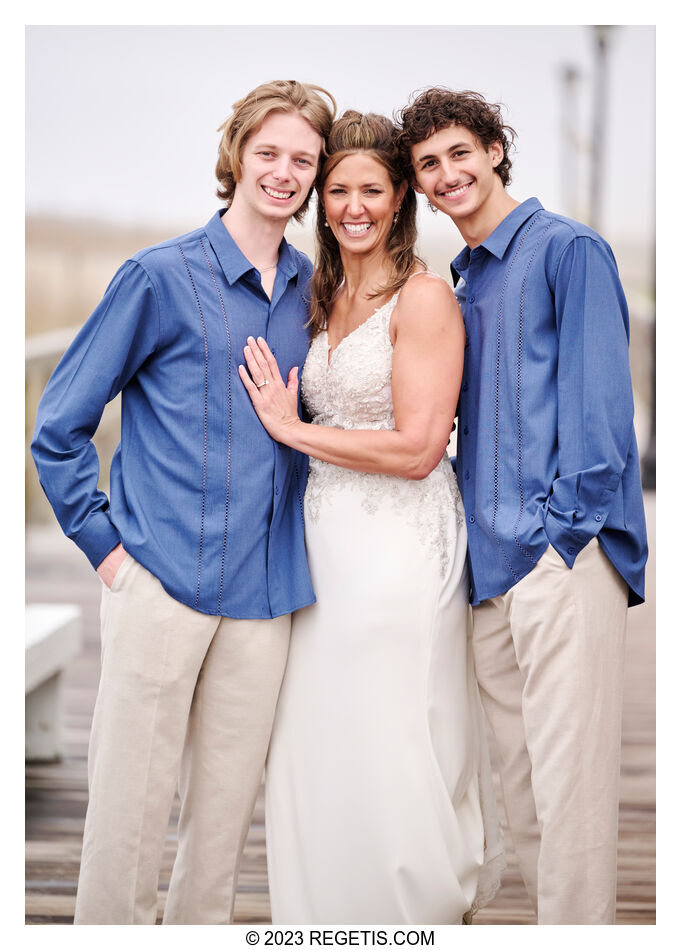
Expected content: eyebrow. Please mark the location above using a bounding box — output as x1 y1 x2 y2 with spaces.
416 142 471 165
253 142 318 160
327 181 384 188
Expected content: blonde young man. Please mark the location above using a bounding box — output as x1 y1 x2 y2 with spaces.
32 79 335 924
397 88 647 924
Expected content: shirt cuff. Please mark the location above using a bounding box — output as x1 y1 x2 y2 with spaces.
73 512 122 570
543 509 589 568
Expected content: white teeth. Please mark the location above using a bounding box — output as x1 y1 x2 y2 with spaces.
443 182 473 198
263 186 294 199
343 223 372 235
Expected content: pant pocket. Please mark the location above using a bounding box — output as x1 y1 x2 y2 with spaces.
109 553 135 593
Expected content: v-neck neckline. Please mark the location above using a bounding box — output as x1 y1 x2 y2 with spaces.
325 293 397 366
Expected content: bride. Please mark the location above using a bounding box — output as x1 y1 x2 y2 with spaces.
239 110 504 924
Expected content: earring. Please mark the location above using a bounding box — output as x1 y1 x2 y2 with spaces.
393 208 400 224
427 201 439 214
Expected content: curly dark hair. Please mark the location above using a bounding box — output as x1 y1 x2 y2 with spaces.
395 88 516 187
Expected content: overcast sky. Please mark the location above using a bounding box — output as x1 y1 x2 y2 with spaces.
26 24 655 248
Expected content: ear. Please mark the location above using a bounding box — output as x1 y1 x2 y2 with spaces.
395 179 409 210
489 140 504 168
406 164 424 193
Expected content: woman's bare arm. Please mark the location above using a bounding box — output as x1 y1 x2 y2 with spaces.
239 274 464 480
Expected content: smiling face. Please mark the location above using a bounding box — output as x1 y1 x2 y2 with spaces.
322 152 406 258
235 110 323 223
410 123 505 231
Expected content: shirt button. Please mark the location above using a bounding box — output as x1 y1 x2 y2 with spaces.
463 426 469 435
469 515 476 524
594 513 602 522
464 471 470 480
275 487 280 496
462 383 468 392
567 547 575 555
468 295 476 303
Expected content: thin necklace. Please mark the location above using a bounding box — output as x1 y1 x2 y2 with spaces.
255 261 278 273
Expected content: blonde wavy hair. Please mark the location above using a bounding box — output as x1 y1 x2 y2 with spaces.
309 110 425 336
215 79 337 224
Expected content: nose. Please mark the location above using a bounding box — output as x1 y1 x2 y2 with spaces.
441 157 459 183
272 156 292 182
348 191 364 216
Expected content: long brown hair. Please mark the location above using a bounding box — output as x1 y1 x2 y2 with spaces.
309 110 425 336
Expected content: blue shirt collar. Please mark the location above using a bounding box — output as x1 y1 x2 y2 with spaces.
451 197 544 284
205 208 299 286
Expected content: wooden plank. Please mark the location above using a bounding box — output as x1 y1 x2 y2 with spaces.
25 493 656 925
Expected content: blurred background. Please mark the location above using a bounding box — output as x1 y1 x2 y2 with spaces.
25 24 656 925
25 24 656 517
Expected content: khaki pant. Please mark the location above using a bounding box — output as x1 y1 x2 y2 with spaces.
74 555 291 924
472 539 628 924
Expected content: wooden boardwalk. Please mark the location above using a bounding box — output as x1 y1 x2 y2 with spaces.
25 494 656 925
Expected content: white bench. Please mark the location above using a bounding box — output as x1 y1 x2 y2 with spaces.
25 604 82 761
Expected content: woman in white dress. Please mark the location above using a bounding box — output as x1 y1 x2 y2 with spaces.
239 111 503 924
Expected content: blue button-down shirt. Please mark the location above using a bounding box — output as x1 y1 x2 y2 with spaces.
32 210 316 619
451 198 647 607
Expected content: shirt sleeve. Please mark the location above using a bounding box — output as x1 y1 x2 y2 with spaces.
544 234 636 565
31 259 161 569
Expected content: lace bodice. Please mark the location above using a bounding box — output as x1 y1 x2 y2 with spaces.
300 288 465 576
303 294 397 431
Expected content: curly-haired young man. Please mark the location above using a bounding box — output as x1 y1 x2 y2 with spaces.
397 87 647 924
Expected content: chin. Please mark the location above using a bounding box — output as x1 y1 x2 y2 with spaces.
263 202 299 219
444 201 475 220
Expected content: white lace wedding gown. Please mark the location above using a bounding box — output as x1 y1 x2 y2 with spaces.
266 286 504 924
